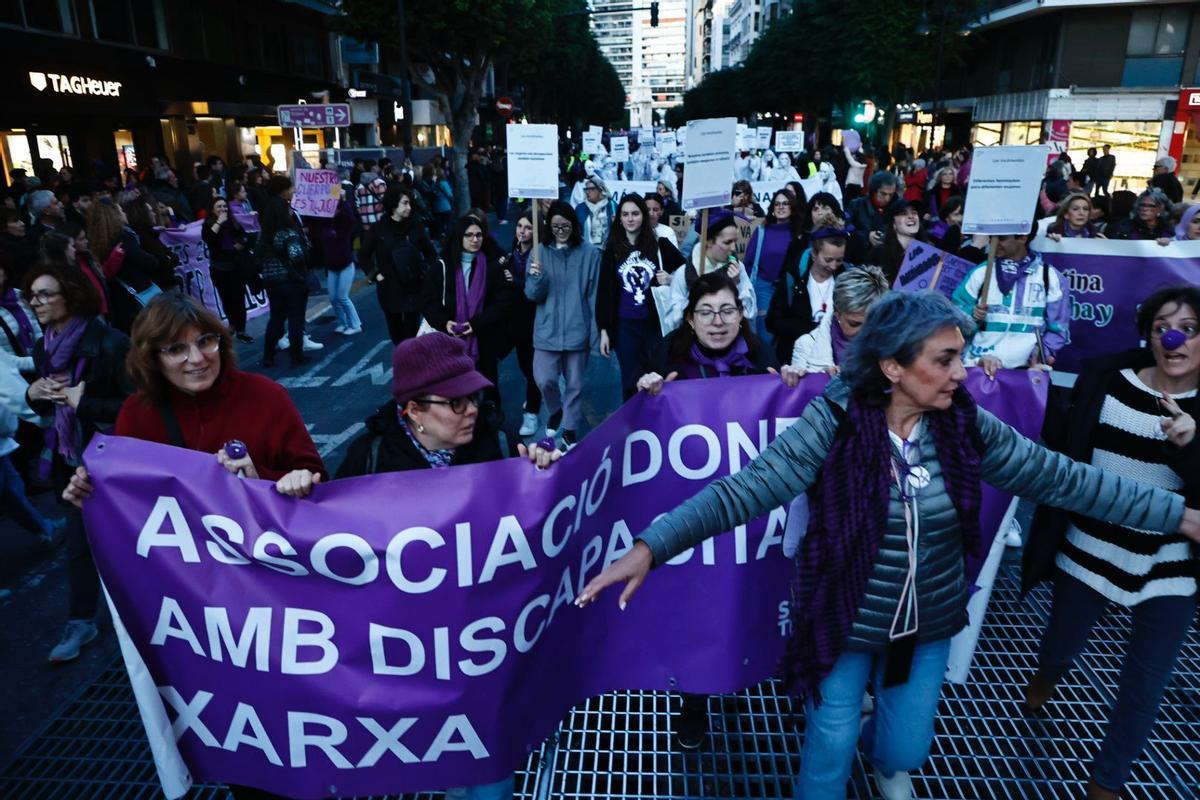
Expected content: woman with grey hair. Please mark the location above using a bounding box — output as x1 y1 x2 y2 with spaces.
791 265 889 374
579 291 1200 800
1107 188 1173 240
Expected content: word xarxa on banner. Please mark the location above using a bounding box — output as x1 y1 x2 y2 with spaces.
82 372 1045 798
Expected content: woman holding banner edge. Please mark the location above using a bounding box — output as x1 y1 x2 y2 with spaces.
577 291 1200 800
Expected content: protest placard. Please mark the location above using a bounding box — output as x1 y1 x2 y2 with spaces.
774 131 803 152
582 129 602 155
507 124 560 199
638 128 655 145
159 214 268 324
893 240 978 297
290 169 340 218
961 146 1049 235
657 130 677 155
609 180 659 200
610 135 629 162
756 127 772 149
681 117 737 211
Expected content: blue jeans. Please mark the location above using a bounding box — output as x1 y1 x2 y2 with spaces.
752 276 775 348
445 776 515 800
327 265 362 331
0 453 52 535
1038 570 1198 790
794 637 952 800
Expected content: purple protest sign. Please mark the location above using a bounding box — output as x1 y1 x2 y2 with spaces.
894 240 977 298
159 212 269 324
82 371 1045 798
1035 238 1200 373
291 169 340 218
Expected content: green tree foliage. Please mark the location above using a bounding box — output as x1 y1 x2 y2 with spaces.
339 0 622 213
675 0 977 127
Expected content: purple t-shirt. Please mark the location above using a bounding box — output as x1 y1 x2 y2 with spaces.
747 223 794 284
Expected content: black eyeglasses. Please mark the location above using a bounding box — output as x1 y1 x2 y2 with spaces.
550 223 573 232
415 392 484 415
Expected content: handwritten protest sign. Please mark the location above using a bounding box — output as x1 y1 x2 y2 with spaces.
893 240 977 297
159 214 268 323
290 169 340 218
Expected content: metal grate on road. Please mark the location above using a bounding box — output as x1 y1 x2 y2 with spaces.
2 566 1198 799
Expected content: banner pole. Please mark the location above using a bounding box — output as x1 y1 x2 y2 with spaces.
929 255 945 293
699 208 709 275
532 198 540 261
977 237 997 331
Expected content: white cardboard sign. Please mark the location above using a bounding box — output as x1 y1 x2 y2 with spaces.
961 145 1051 235
681 117 737 211
507 124 559 199
610 135 630 162
775 131 803 152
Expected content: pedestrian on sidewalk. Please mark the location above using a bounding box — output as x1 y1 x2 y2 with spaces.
525 200 600 449
23 262 131 663
361 186 436 344
581 291 1200 800
1023 286 1200 800
308 191 362 336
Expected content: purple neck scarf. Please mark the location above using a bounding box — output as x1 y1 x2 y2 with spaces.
682 337 753 379
39 317 90 466
994 252 1035 297
829 316 851 365
455 252 488 361
0 289 36 353
784 388 984 702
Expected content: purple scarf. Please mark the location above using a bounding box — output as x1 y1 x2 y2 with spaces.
994 252 1035 297
829 316 851 365
0 289 35 353
38 317 90 468
680 337 754 379
454 253 488 361
784 388 983 702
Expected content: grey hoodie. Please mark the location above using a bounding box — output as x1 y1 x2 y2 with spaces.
524 241 601 351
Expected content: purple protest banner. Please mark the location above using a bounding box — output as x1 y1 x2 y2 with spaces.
291 169 340 218
159 212 269 324
1034 238 1200 374
893 240 977 298
82 371 1045 798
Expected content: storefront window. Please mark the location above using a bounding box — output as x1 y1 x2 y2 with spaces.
972 123 1002 147
1067 120 1162 192
1002 121 1042 146
114 129 137 172
34 134 73 172
2 132 33 177
24 0 73 34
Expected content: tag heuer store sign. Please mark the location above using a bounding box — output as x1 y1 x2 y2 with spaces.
29 70 123 98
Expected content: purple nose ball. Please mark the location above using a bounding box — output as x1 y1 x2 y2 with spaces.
223 439 248 460
1161 329 1188 352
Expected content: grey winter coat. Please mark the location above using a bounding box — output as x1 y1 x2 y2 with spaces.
525 241 601 352
639 378 1185 650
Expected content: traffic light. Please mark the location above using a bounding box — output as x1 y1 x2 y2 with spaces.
650 1 659 26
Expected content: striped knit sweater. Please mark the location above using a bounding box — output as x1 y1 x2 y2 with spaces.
1057 369 1198 605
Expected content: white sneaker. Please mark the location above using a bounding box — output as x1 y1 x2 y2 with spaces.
343 326 362 336
49 620 98 663
519 412 539 437
874 769 914 800
334 325 348 335
277 335 289 350
1005 519 1023 547
302 335 324 351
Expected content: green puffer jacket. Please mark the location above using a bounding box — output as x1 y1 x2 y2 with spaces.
639 378 1185 650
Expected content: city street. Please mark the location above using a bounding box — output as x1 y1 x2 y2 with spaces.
2 276 1199 799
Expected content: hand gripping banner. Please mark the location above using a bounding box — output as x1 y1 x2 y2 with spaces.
82 371 1046 798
